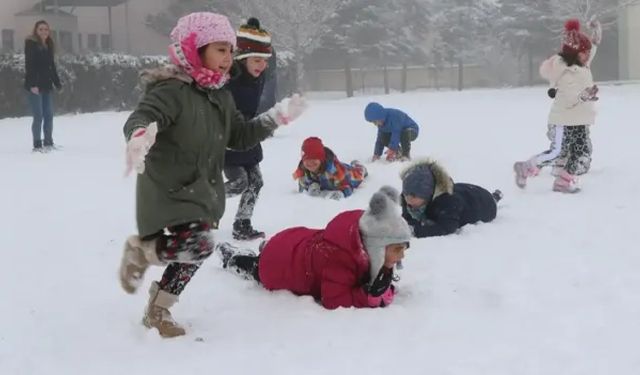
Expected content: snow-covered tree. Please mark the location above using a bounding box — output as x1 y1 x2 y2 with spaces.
497 0 556 84
430 0 497 90
229 0 342 90
318 0 430 67
549 0 640 29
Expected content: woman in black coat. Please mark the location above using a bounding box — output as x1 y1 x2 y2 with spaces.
24 20 61 152
400 160 502 238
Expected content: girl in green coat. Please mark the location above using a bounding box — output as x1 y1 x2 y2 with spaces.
118 12 306 338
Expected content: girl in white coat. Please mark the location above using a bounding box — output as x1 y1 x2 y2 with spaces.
513 19 601 193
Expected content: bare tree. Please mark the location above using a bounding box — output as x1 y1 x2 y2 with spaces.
549 0 640 29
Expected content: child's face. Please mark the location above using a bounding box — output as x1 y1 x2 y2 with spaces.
578 50 591 65
303 159 322 173
404 194 427 208
370 120 383 127
245 57 268 78
384 243 408 267
201 42 233 75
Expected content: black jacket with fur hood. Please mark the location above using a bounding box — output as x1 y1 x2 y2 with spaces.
400 160 498 238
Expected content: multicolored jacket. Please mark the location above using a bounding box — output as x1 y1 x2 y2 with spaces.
292 147 365 198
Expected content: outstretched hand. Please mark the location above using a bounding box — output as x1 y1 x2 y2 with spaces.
268 94 308 126
125 122 158 176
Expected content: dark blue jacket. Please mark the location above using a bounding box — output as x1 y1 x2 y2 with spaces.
400 161 497 238
225 62 266 167
365 103 419 156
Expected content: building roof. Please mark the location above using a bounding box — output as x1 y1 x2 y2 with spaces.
42 0 128 6
15 7 75 17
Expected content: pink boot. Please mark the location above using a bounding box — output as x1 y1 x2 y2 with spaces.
553 170 580 193
513 160 539 189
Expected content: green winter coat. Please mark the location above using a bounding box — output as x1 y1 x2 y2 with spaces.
124 65 278 237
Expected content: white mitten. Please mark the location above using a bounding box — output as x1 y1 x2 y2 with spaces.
125 122 158 176
307 183 322 197
325 190 344 200
267 94 308 126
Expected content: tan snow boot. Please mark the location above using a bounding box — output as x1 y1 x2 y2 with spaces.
119 236 162 294
142 282 186 338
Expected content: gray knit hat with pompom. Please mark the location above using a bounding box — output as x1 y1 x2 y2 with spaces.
358 186 412 281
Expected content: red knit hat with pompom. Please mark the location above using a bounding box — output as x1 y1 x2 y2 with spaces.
562 19 592 55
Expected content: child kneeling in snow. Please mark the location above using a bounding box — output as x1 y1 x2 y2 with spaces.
401 160 502 238
293 136 367 200
215 186 411 309
364 102 419 162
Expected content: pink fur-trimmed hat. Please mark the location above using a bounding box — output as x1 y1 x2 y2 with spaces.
170 12 236 50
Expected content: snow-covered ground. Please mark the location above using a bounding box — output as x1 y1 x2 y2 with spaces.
1 84 639 375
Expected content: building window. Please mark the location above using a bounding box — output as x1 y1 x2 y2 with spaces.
1 29 14 52
100 34 111 51
78 33 83 51
88 34 97 51
59 31 73 53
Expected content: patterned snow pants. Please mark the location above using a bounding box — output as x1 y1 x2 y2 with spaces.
224 164 263 221
532 125 592 175
143 222 215 296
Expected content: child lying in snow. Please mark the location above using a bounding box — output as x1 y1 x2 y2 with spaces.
292 137 367 200
215 186 411 309
400 159 502 238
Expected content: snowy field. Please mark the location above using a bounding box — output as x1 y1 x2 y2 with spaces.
1 84 640 375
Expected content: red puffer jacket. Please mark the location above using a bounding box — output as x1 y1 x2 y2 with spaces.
258 210 374 309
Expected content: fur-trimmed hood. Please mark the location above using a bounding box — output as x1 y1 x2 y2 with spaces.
400 159 454 200
139 64 193 90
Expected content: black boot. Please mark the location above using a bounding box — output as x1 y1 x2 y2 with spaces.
215 242 236 268
492 189 503 202
232 219 265 241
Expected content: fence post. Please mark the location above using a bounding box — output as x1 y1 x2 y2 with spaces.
383 65 390 94
345 55 354 98
401 63 407 93
457 58 463 91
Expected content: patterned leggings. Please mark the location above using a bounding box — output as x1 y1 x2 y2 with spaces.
143 222 215 295
532 125 592 175
224 164 263 221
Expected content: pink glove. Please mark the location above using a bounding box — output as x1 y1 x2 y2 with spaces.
267 94 307 126
367 286 396 308
125 122 158 176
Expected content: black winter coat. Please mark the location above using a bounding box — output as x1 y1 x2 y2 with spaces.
24 38 61 92
224 62 266 167
400 161 497 238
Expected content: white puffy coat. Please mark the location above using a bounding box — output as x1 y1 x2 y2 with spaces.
539 48 597 126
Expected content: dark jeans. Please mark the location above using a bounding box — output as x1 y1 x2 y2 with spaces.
378 128 418 157
27 91 54 148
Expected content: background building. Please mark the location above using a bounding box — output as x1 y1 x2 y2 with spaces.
0 0 170 55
